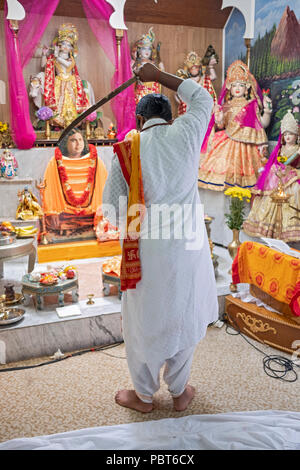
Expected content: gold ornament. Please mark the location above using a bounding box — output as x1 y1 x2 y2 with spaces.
236 312 277 335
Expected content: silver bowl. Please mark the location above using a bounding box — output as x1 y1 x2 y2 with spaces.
0 232 17 246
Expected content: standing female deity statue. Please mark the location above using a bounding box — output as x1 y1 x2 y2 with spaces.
243 110 300 241
131 27 165 104
42 23 90 128
175 46 219 116
198 60 272 191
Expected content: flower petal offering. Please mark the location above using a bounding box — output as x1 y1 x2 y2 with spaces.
40 272 58 285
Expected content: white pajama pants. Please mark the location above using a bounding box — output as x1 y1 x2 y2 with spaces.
125 344 196 403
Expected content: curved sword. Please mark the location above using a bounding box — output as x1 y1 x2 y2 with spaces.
57 75 137 144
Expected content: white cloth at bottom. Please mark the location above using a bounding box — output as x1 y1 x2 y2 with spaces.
1 411 300 450
125 343 196 403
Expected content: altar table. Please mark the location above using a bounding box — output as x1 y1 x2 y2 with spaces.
21 273 79 310
0 238 36 279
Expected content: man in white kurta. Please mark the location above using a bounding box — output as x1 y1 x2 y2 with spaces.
103 63 218 412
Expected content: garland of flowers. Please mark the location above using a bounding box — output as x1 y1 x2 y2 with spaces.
55 144 97 208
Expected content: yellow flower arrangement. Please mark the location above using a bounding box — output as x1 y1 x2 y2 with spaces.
0 122 8 133
224 186 252 230
224 187 252 202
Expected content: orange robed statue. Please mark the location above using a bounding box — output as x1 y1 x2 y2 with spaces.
42 128 107 237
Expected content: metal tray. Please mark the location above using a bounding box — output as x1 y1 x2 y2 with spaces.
0 308 25 325
0 232 17 246
0 293 24 305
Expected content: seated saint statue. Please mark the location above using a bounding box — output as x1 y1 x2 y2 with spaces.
42 23 90 128
175 47 218 116
42 128 108 236
131 27 165 104
243 110 300 241
198 60 272 191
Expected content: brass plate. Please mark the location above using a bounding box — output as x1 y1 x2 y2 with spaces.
0 308 25 325
0 293 24 305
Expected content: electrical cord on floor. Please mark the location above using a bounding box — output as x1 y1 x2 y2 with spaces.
225 311 300 383
0 341 125 373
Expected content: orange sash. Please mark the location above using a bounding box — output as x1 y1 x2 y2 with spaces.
113 133 145 291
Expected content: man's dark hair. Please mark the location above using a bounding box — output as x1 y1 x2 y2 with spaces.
136 93 172 122
58 127 89 156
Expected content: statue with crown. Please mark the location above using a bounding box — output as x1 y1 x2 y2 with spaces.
198 60 273 191
243 110 300 241
39 23 94 129
175 46 219 116
131 27 165 104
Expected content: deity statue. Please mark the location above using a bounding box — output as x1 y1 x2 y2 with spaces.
41 128 113 238
131 27 165 104
243 110 300 241
0 149 18 179
29 72 45 112
16 187 44 221
175 46 219 115
198 60 272 191
41 23 94 128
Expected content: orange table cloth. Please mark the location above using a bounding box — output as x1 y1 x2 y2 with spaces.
232 241 300 317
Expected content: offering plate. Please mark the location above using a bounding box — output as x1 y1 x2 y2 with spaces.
0 307 25 325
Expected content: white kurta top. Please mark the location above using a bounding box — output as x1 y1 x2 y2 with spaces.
103 79 218 364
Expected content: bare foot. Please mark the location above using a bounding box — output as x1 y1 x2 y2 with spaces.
115 389 153 413
173 385 195 412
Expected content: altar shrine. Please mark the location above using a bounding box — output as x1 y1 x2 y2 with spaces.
0 0 299 369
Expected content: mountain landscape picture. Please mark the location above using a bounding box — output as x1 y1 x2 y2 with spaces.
225 1 300 140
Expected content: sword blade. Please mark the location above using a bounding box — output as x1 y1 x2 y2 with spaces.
57 76 137 144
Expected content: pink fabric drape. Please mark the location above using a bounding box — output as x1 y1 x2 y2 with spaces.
255 132 282 191
201 81 227 153
234 100 263 131
4 0 59 149
82 0 136 141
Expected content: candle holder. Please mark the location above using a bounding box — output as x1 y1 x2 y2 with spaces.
271 167 291 238
87 294 95 305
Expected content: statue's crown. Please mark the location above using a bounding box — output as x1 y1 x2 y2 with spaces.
226 60 250 87
184 51 202 68
281 110 299 135
136 27 155 48
56 23 78 47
